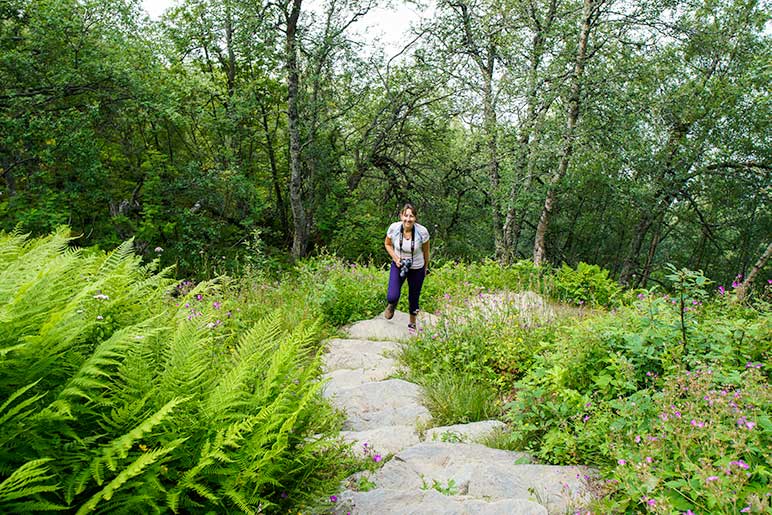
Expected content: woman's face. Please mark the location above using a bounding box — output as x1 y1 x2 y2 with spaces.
400 209 416 228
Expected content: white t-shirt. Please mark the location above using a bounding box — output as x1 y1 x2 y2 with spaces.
386 222 430 269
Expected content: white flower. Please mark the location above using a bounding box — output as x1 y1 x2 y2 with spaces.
93 294 109 300
154 246 164 253
96 315 104 320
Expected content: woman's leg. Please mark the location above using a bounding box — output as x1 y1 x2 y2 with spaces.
406 267 426 322
386 262 406 306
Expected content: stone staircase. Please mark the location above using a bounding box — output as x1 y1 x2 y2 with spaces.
322 310 593 515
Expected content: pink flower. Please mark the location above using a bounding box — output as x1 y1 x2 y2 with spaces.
618 459 627 465
718 286 726 295
741 507 751 513
645 456 653 463
373 454 382 462
706 476 719 482
691 419 705 428
635 435 642 444
329 495 338 502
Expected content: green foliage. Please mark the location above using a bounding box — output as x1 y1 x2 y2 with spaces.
554 262 622 307
0 229 348 513
314 261 385 327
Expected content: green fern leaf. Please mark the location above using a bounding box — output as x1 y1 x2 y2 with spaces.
76 438 186 515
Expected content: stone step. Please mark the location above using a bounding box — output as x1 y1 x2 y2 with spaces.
333 488 548 515
322 367 399 397
346 310 438 341
323 338 402 372
348 442 592 514
340 425 421 457
423 420 507 444
324 378 431 431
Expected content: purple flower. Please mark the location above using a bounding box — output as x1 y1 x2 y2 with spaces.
718 286 726 295
646 498 656 506
691 419 705 428
618 459 627 465
330 495 338 502
196 294 203 301
684 511 695 515
213 301 221 309
373 454 382 463
706 476 719 482
741 507 751 513
637 293 646 300
280 492 288 499
583 415 590 422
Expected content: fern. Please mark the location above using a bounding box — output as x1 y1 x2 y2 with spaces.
0 459 63 511
76 438 185 515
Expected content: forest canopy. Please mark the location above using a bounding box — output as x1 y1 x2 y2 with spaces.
1 0 770 285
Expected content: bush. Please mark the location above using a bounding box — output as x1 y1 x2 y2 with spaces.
0 229 348 513
554 262 622 307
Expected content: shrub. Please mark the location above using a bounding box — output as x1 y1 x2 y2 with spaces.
554 262 622 307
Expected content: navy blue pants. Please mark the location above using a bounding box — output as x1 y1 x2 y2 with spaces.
386 262 426 315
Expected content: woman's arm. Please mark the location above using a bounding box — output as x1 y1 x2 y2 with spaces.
385 236 401 266
422 241 430 272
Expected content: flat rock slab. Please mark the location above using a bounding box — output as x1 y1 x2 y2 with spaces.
323 339 402 372
366 442 592 514
323 367 399 397
347 310 438 341
340 425 421 457
334 488 548 515
424 420 507 444
326 379 431 431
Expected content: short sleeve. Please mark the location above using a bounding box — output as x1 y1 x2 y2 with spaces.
418 224 430 242
386 222 400 240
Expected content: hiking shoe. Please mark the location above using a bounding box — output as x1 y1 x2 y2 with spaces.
384 303 396 320
407 323 417 335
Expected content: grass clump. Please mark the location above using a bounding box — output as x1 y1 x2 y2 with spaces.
422 373 499 426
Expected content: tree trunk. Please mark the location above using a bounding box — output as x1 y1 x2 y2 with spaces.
260 102 288 240
285 0 308 259
735 242 772 302
533 0 594 266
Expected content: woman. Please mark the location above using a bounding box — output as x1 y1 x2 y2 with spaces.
384 203 430 333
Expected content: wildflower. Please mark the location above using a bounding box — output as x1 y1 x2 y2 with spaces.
741 507 751 513
690 419 705 428
373 454 382 463
196 294 203 301
329 495 337 503
637 293 646 300
635 435 641 444
645 456 653 463
93 293 109 300
685 511 695 515
732 281 740 288
154 246 163 253
617 459 627 465
583 415 590 422
674 411 682 418
96 315 104 320
718 286 726 295
659 413 669 421
706 476 719 482
730 460 750 471
213 301 221 309
281 492 288 499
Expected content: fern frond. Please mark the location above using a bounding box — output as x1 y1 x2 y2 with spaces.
76 438 186 515
223 487 257 515
0 459 58 503
0 379 44 427
98 396 190 473
94 239 135 278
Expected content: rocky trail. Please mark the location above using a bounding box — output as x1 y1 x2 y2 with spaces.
321 309 594 515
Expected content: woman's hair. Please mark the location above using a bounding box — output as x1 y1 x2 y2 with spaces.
400 203 417 216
